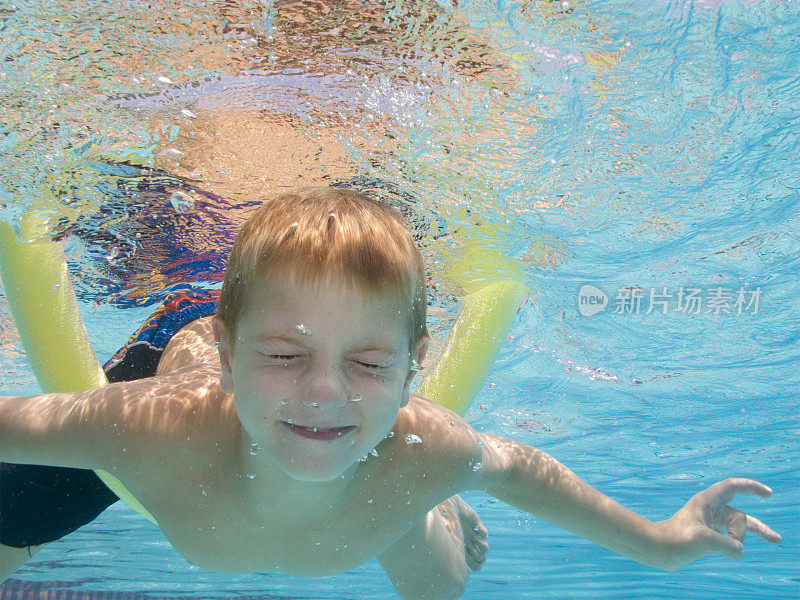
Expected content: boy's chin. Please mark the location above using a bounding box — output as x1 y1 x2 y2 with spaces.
279 458 358 483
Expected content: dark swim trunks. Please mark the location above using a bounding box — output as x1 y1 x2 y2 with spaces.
0 287 220 548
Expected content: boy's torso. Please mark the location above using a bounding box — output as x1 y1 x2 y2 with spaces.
113 317 481 575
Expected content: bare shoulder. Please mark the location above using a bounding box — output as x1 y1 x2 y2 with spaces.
390 396 517 493
102 365 238 481
398 395 481 448
119 364 232 433
385 395 484 484
157 316 220 375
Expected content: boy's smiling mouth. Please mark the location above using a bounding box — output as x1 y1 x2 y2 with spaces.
282 422 356 441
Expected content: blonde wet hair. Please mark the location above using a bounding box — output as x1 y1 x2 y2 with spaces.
217 186 428 348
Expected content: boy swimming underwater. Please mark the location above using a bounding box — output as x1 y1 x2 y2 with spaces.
0 188 781 599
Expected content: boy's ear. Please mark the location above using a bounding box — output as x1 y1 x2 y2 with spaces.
400 335 429 408
413 335 428 369
212 317 234 394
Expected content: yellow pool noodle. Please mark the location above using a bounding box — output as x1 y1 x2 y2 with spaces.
415 280 528 416
0 215 158 525
0 216 106 393
1 215 527 525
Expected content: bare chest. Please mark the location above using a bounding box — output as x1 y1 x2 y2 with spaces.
139 465 440 576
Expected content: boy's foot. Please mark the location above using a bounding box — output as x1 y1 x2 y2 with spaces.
438 495 489 571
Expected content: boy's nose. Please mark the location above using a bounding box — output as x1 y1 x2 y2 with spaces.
301 365 348 411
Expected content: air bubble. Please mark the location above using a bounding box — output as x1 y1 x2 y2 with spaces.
170 191 195 214
404 434 423 445
350 395 363 402
247 473 256 479
296 323 312 335
387 431 395 438
370 448 379 457
158 148 184 158
472 462 483 471
280 398 289 405
211 341 220 349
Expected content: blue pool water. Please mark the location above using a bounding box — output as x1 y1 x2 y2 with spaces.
1 0 798 598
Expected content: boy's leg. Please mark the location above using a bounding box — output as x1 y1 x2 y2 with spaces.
0 542 43 582
378 495 488 600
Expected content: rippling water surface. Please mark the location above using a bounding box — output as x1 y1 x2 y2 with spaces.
1 0 798 598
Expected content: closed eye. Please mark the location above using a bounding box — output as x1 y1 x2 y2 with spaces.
266 354 300 363
356 361 383 369
351 359 394 371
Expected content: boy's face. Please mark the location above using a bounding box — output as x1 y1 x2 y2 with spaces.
215 271 426 482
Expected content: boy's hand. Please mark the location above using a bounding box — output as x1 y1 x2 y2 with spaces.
657 478 781 570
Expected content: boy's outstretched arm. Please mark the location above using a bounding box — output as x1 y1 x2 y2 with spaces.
0 387 145 470
0 372 205 471
474 434 781 571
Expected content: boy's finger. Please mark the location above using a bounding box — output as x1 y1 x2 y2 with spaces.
746 514 782 544
724 506 746 541
474 538 489 554
706 529 744 561
708 478 773 504
468 543 487 561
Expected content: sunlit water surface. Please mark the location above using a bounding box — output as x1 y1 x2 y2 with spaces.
1 0 798 598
